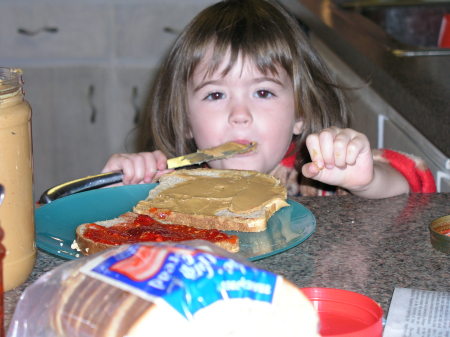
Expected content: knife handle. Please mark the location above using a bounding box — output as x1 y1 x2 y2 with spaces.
38 171 123 205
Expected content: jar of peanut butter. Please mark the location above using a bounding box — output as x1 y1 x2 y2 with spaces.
0 68 35 291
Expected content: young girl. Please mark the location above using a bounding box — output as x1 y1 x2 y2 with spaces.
103 0 435 198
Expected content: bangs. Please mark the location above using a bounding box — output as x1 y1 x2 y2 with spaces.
182 1 296 80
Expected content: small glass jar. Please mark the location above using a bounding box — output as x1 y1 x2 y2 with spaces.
0 68 35 291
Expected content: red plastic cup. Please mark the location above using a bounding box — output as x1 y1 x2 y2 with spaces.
438 14 450 48
301 287 383 337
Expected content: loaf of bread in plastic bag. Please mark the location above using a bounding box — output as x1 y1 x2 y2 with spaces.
7 240 320 337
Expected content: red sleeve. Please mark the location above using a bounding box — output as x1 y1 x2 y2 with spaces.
281 142 296 168
379 149 436 193
281 141 436 194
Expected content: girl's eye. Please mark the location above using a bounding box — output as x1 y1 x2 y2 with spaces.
255 90 275 98
204 92 224 100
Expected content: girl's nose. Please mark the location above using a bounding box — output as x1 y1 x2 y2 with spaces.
228 105 253 126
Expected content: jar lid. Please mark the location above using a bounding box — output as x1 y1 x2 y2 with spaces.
429 215 450 254
301 287 383 337
0 67 23 95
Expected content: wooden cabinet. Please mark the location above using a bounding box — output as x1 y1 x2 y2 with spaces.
0 0 216 201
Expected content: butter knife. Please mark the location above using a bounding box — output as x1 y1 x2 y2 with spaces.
167 141 256 169
38 141 256 204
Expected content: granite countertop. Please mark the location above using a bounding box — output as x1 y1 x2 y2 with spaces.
4 193 450 332
280 0 450 158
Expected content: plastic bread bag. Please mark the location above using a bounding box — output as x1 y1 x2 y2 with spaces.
7 240 320 337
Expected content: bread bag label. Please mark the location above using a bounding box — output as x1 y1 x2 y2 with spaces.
80 243 278 319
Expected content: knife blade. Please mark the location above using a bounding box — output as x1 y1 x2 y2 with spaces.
38 141 257 204
166 141 257 169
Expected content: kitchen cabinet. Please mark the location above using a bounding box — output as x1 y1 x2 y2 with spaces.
114 0 215 62
20 66 111 198
383 115 450 192
0 0 216 201
0 2 112 61
110 65 159 154
309 33 450 192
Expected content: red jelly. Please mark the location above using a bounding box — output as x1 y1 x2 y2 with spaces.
83 214 238 246
148 208 172 220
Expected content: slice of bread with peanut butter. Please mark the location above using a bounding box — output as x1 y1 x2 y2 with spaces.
133 169 289 232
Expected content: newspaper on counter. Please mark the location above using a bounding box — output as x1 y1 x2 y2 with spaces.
383 287 450 337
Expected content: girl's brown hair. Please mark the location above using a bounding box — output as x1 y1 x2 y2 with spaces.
140 0 349 168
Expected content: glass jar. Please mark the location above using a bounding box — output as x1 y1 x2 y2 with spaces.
0 68 35 291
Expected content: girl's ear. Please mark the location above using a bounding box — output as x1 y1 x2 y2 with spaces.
293 119 304 135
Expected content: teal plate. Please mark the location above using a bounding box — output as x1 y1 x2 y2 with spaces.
35 184 316 261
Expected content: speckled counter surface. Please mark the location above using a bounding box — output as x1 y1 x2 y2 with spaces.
4 193 450 331
254 193 450 314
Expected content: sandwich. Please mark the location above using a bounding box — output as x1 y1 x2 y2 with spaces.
74 168 288 256
134 168 289 232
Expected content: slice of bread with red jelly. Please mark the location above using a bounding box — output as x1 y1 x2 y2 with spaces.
75 212 239 256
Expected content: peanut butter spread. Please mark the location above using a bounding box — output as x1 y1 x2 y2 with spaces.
202 141 255 157
147 171 287 216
